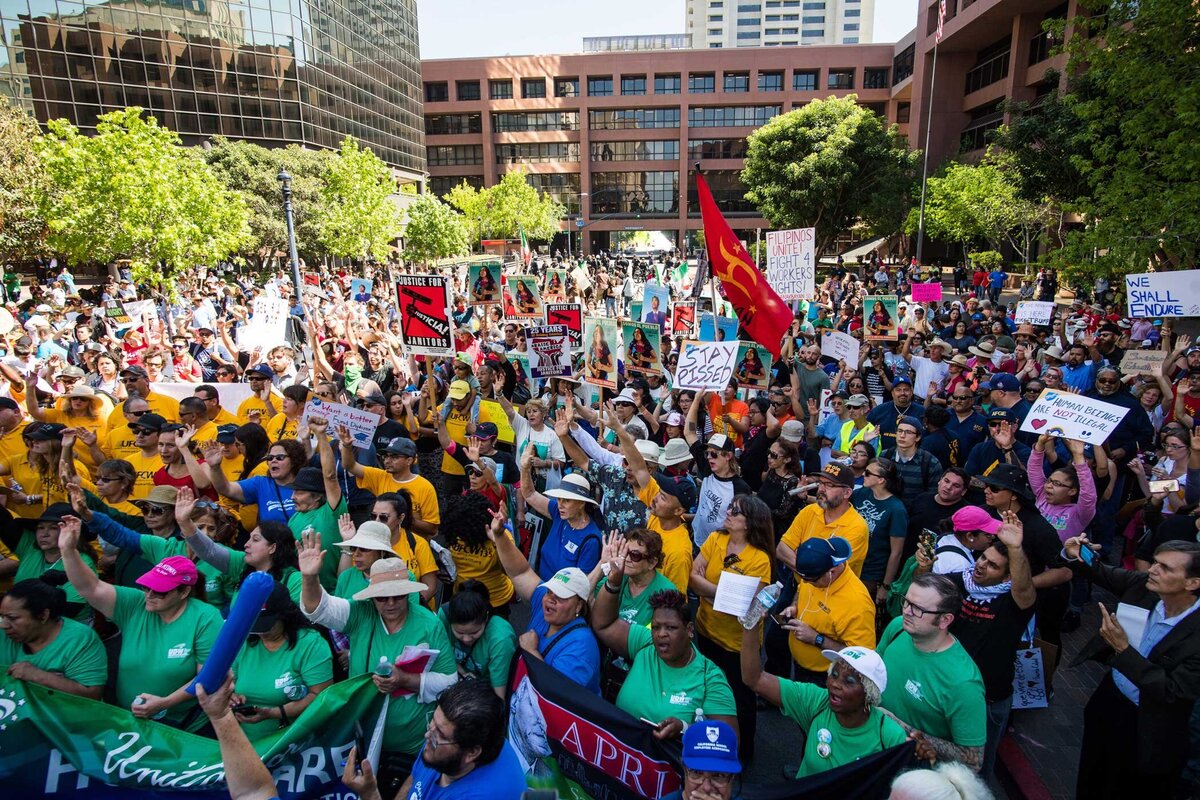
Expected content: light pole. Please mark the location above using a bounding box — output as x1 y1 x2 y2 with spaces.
567 191 588 259
277 169 302 304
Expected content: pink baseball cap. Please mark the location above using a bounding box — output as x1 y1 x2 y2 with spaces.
136 556 198 593
951 506 1002 536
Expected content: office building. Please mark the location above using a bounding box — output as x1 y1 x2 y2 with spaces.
0 0 426 178
686 0 877 48
583 34 692 52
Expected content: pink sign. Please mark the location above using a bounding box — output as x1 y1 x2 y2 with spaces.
912 282 943 303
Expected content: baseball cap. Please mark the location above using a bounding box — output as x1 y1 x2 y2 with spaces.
215 424 239 444
540 567 591 601
24 422 66 441
359 392 387 407
131 413 167 434
246 363 274 379
653 472 698 511
951 505 1003 535
706 433 735 453
897 416 924 437
119 365 148 379
681 720 742 775
249 581 297 635
891 375 913 387
816 461 855 487
0 397 19 412
665 412 684 427
136 555 198 593
793 536 853 580
823 646 889 694
987 407 1017 424
845 394 870 408
473 422 499 440
382 437 418 457
982 373 1020 392
448 380 471 400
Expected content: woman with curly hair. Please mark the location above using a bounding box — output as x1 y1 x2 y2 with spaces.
442 492 514 618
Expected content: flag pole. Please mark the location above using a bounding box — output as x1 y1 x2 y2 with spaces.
915 25 942 266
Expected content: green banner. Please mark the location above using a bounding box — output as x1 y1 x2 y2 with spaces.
0 673 382 798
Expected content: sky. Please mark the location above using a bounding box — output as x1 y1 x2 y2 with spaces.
418 0 920 60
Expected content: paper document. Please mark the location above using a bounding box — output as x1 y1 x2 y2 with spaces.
1116 603 1150 648
713 571 763 617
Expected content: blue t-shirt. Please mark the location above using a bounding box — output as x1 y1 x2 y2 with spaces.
405 741 527 799
536 499 602 581
528 586 600 694
237 475 296 524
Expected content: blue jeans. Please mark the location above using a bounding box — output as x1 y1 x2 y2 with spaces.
982 695 1013 781
605 297 616 316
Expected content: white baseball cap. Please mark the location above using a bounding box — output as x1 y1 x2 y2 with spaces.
541 567 591 601
823 646 888 694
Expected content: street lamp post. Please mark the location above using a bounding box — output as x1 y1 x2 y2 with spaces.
567 191 589 259
277 169 302 303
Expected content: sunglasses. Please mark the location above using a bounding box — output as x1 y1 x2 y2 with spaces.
726 506 744 517
370 512 392 521
144 505 170 514
624 550 648 563
265 454 289 462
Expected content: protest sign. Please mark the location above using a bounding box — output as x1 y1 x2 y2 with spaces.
821 329 861 366
864 295 900 341
349 277 373 302
672 301 695 335
479 399 516 444
300 397 382 448
397 274 453 356
629 299 642 322
570 264 592 291
1014 301 1056 325
766 227 816 300
505 274 544 319
123 299 157 330
510 351 532 384
1126 269 1200 318
103 301 131 325
582 317 618 389
237 295 289 349
674 340 739 391
1019 389 1131 444
467 261 502 305
544 303 583 352
1012 648 1050 710
911 282 942 302
623 320 663 376
641 283 670 335
1119 348 1166 377
543 268 569 301
698 312 739 342
734 341 771 390
527 324 572 380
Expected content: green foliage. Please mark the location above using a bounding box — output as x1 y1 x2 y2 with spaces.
445 170 565 242
36 108 251 285
968 250 1004 270
740 95 919 257
0 99 48 261
992 75 1090 206
313 137 402 262
402 194 470 264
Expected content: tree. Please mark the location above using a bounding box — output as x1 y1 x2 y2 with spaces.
445 170 565 243
402 194 470 264
740 95 919 258
36 108 250 285
314 137 402 263
0 98 48 261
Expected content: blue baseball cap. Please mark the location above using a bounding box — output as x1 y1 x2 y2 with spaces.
982 373 1020 392
891 375 913 386
793 536 852 580
682 719 742 775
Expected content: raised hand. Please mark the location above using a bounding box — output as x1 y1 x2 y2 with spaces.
77 427 98 447
202 442 223 467
297 529 326 577
995 509 1024 549
335 424 355 447
486 506 507 542
553 408 571 438
307 414 329 437
176 424 196 448
65 482 93 521
175 486 197 526
337 513 356 542
992 421 1015 450
58 515 82 552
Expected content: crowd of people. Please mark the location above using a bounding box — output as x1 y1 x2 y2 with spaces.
0 251 1198 800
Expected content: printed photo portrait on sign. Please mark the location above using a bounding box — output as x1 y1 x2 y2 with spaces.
865 295 900 341
506 274 544 319
543 268 569 302
526 324 573 380
698 312 739 342
349 278 374 303
735 341 771 390
641 283 670 336
396 274 454 355
468 262 502 306
622 320 662 376
582 316 618 389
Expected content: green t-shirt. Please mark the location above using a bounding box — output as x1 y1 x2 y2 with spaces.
14 535 96 620
288 498 348 592
139 536 237 610
594 571 679 628
216 547 303 609
615 623 735 725
341 601 455 754
780 678 907 778
0 616 108 688
876 616 987 746
437 609 517 689
335 567 368 600
110 585 222 731
231 628 335 741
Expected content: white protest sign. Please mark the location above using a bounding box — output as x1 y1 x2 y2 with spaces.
238 296 289 348
1018 389 1131 445
674 340 739 391
1119 349 1166 377
766 228 816 300
1011 648 1049 710
820 329 860 366
300 397 381 448
570 265 592 292
1126 269 1200 318
1014 301 1056 326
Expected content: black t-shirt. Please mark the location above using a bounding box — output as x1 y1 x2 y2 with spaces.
947 572 1036 702
449 443 519 486
1011 505 1065 579
373 419 409 454
904 492 967 560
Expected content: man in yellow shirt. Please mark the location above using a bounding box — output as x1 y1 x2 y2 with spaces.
124 413 166 500
783 536 877 682
776 462 869 577
0 397 26 465
194 384 239 427
337 432 440 537
178 396 219 454
236 365 279 425
101 396 149 462
106 366 180 434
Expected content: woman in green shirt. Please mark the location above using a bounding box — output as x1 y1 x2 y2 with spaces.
589 529 677 627
0 576 107 699
287 418 347 592
740 622 906 778
229 581 334 741
437 579 517 698
0 503 98 621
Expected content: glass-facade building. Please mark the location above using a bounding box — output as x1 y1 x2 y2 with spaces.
0 0 425 175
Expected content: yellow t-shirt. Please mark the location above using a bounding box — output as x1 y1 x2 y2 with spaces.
189 421 220 455
638 478 693 593
440 408 471 476
105 392 180 435
236 389 283 426
42 408 106 471
102 423 140 462
0 426 27 467
780 503 870 578
695 532 772 652
392 530 439 610
124 449 164 500
451 536 514 607
210 407 240 427
264 413 301 442
788 567 877 672
4 456 92 519
358 468 441 527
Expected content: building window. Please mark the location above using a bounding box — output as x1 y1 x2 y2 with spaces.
781 27 799 33
709 13 724 21
429 145 483 166
496 142 580 164
590 140 679 161
845 8 860 16
590 171 680 215
843 37 858 42
690 73 716 93
430 175 484 197
426 114 483 135
736 3 761 10
737 16 761 25
737 31 761 39
655 74 682 94
961 100 1004 152
758 71 784 91
456 81 480 101
424 82 449 102
710 43 724 47
688 106 781 127
621 75 647 95
765 28 781 34
724 73 750 92
687 170 755 213
844 23 859 31
554 77 580 97
793 70 817 90
588 76 614 96
802 29 824 37
828 69 854 90
802 15 825 23
688 138 750 160
492 111 580 132
897 102 911 123
526 173 583 212
893 44 915 84
709 28 723 36
588 108 682 130
802 1 825 8
863 68 889 89
965 37 1012 94
521 78 547 99
489 79 513 100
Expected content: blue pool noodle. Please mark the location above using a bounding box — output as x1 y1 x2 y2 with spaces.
187 571 274 696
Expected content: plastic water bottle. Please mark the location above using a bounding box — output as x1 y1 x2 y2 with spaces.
374 656 394 677
739 581 783 630
693 707 705 723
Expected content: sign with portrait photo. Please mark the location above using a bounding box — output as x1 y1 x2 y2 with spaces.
622 320 662 376
467 261 503 306
505 274 544 319
734 341 771 390
863 295 900 341
582 317 618 389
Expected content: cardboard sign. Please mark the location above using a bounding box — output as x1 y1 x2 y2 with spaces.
582 317 618 389
1119 348 1165 377
864 295 900 341
300 397 382 448
1126 269 1200 318
674 340 739 391
672 301 696 335
527 324 572 379
911 282 942 303
505 274 544 319
467 262 503 306
570 265 592 292
1018 389 1131 444
734 341 771 390
1011 648 1049 710
821 329 861 366
1014 301 1056 326
766 228 816 300
623 320 662 376
349 278 374 303
544 303 583 353
397 274 453 356
104 301 131 325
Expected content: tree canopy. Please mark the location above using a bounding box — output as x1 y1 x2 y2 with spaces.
445 170 564 242
402 194 470 264
313 137 402 263
0 98 48 262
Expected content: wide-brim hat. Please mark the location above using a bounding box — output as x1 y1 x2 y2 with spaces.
659 438 693 466
335 520 395 553
351 557 426 601
968 342 996 359
544 472 597 505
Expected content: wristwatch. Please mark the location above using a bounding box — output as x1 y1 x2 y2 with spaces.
814 633 826 648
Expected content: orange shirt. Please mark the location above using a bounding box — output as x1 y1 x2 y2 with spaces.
706 396 750 448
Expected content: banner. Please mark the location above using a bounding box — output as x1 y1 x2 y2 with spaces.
734 341 771 390
527 325 573 380
911 282 942 303
1126 269 1200 318
582 317 618 389
671 301 695 335
863 295 899 341
543 269 569 302
104 301 132 326
300 397 382 448
1014 301 1056 326
623 320 663 376
674 340 738 391
820 329 861 367
641 283 670 336
0 673 383 798
765 228 816 301
505 274 545 319
1019 388 1131 444
397 274 454 356
149 382 254 412
468 261 503 306
544 303 583 353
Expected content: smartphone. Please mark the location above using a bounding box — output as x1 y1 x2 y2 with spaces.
231 703 257 716
769 611 790 627
920 528 939 560
639 717 658 727
1078 544 1096 566
1149 479 1180 494
352 721 366 771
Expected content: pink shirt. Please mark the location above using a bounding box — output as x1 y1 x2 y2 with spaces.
1028 449 1098 543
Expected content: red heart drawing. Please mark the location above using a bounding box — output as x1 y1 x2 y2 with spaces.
1031 419 1047 430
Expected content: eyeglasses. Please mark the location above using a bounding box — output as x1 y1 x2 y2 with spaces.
144 505 170 515
1045 477 1074 488
96 475 121 483
425 711 458 749
902 597 949 619
952 395 973 401
625 549 648 563
896 429 918 436
726 506 744 517
684 768 734 788
370 512 392 522
119 377 141 384
767 451 783 460
1165 442 1188 451
865 470 885 479
217 370 232 377
265 454 289 462
194 500 220 510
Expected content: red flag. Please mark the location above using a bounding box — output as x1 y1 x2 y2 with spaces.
694 170 792 358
